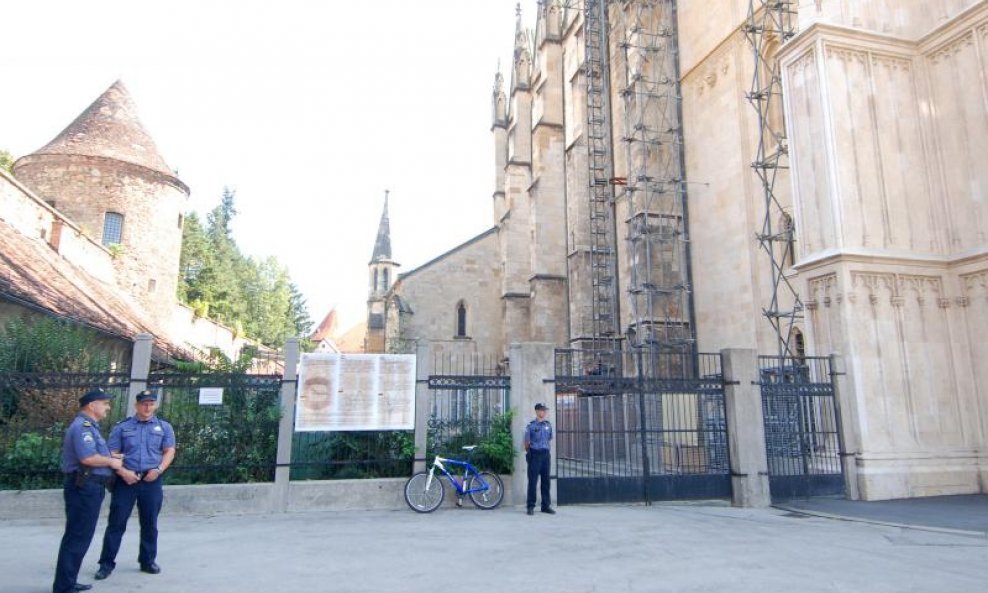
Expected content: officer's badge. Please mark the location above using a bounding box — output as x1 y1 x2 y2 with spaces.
154 425 163 432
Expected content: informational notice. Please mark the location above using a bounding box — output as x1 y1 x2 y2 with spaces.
198 387 224 405
295 352 416 431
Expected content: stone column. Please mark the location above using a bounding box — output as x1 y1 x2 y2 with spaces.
509 342 556 507
413 341 432 473
273 338 300 512
722 348 771 507
127 333 153 411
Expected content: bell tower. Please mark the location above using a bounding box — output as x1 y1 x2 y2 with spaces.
365 190 398 352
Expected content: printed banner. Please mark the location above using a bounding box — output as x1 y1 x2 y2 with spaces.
295 352 416 431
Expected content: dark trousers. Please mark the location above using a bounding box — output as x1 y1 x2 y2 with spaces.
53 478 105 593
526 448 551 510
97 477 164 569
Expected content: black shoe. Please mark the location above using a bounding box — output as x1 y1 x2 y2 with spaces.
541 507 556 514
526 508 534 515
140 563 161 575
94 566 112 580
74 584 93 591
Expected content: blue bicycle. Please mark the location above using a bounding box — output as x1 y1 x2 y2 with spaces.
404 446 504 512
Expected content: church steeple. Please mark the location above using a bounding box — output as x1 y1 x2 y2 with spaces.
512 3 531 92
365 190 399 353
370 190 392 263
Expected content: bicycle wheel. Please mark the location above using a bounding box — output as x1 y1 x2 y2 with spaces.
404 472 444 513
467 471 504 509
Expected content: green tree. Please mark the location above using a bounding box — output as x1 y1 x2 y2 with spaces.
0 149 14 173
177 188 312 347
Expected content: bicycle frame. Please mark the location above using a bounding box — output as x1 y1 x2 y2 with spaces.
425 456 490 496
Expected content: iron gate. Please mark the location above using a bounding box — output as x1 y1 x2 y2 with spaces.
554 350 730 504
760 356 845 500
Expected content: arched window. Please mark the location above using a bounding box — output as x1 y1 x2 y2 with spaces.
793 328 806 361
102 212 124 246
383 268 390 291
372 268 378 291
455 301 467 338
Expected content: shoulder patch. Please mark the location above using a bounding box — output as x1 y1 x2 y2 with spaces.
82 420 92 427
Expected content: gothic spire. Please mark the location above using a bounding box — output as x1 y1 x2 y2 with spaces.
370 190 392 263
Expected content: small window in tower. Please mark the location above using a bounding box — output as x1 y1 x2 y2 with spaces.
102 212 124 246
383 268 390 291
177 213 184 229
373 269 379 291
455 301 467 338
148 278 157 293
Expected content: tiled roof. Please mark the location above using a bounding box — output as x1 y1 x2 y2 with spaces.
0 218 188 361
309 308 338 342
18 80 178 180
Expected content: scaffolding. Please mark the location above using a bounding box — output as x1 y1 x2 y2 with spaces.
618 0 694 373
744 1 802 358
583 0 621 355
579 0 695 376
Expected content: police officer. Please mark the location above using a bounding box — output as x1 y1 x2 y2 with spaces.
524 402 555 515
53 388 123 593
94 389 175 580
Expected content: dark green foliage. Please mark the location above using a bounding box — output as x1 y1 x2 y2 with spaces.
177 188 313 347
0 318 123 490
159 376 282 485
427 410 514 475
291 431 414 480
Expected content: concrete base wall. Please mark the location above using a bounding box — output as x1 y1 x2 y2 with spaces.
855 454 988 501
0 476 517 520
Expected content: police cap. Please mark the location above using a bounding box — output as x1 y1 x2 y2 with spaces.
135 389 158 402
534 402 548 411
79 388 113 407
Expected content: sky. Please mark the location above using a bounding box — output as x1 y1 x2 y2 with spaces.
0 0 533 332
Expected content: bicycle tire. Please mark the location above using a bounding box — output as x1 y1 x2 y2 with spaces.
467 471 504 510
404 472 444 513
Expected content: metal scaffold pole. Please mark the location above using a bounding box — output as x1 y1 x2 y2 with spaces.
744 0 802 359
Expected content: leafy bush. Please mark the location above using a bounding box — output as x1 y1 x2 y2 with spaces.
427 410 514 475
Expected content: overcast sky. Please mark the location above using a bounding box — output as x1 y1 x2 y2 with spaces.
1 0 531 332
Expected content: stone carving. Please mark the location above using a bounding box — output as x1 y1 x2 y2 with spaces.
927 31 974 64
872 53 912 72
826 46 867 65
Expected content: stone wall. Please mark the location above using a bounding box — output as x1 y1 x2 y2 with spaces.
391 230 503 357
13 154 187 327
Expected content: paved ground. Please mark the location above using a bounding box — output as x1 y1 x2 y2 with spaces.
779 494 988 535
3 499 987 593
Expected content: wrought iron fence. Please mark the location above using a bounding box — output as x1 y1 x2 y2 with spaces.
553 348 730 503
146 372 282 485
0 372 130 490
425 351 511 473
290 430 413 480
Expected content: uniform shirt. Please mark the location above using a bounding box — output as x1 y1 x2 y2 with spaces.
108 415 176 472
524 419 553 451
61 413 113 476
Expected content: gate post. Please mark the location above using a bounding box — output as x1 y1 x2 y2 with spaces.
509 343 556 507
413 341 431 474
722 348 771 507
830 353 860 500
273 337 300 512
127 333 153 410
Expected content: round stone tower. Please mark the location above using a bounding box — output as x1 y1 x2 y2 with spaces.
13 80 190 325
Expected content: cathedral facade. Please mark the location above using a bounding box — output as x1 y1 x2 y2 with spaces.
372 0 988 500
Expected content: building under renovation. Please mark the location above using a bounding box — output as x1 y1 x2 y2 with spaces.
369 0 988 501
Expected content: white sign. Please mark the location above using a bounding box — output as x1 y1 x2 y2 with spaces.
198 387 224 405
295 353 416 431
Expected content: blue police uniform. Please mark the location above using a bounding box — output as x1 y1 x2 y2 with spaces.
524 411 553 513
97 413 175 574
53 411 113 593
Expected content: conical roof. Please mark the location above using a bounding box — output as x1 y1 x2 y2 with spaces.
24 80 177 178
370 191 392 263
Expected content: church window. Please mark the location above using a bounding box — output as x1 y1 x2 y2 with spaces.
383 268 390 291
177 213 184 229
148 278 157 293
102 212 124 246
455 301 467 338
372 268 378 291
